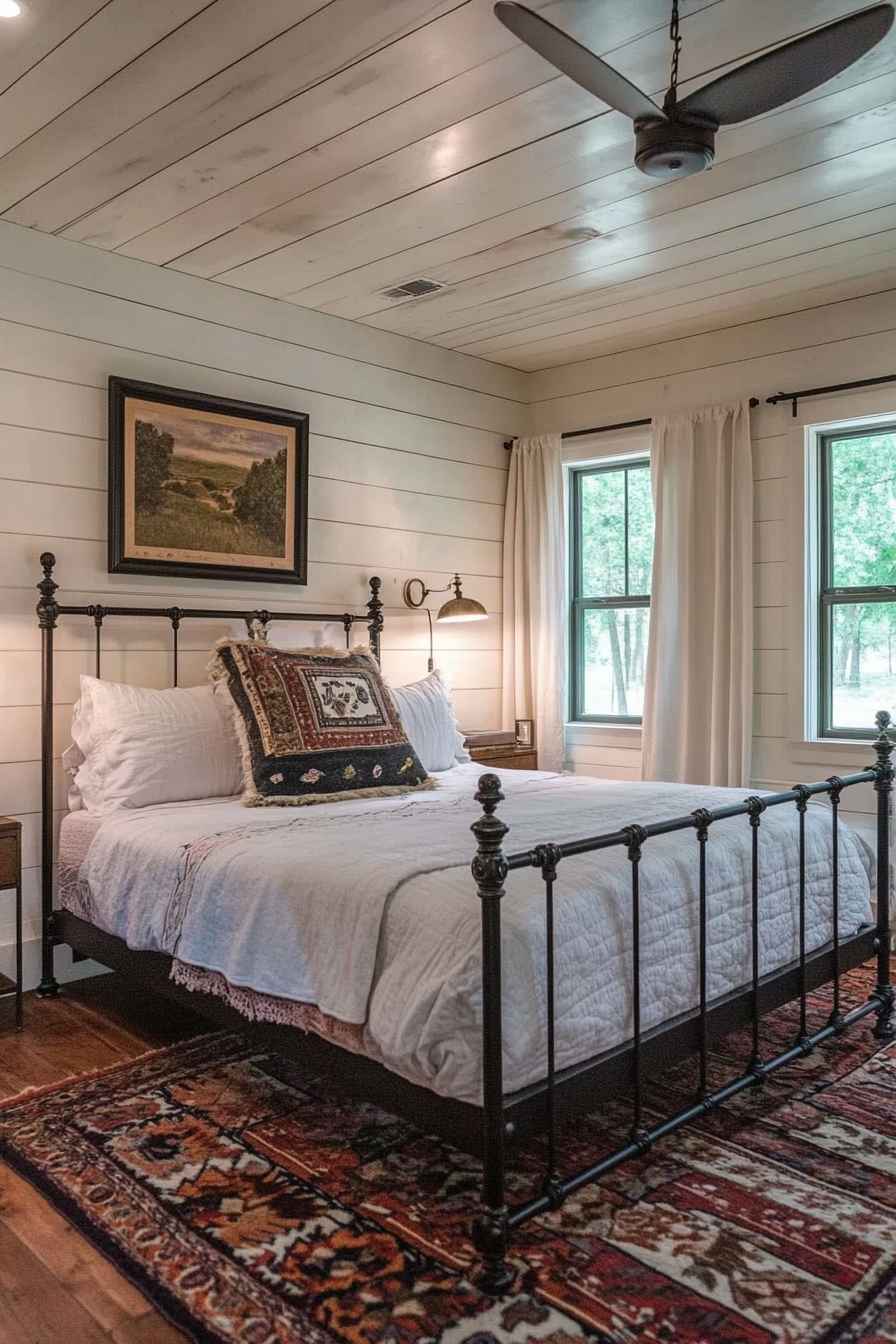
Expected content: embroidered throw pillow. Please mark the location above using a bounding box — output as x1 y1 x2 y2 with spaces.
210 641 433 806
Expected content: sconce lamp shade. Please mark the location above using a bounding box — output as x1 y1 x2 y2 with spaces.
402 573 488 671
437 575 488 622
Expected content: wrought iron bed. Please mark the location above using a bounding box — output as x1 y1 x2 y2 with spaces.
36 553 895 1296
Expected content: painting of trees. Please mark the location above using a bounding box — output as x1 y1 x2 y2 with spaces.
232 447 287 548
130 416 291 561
134 420 174 509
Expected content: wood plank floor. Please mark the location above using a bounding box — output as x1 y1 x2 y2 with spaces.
0 976 209 1344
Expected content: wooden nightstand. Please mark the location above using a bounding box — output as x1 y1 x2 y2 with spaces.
0 817 23 1030
466 743 538 771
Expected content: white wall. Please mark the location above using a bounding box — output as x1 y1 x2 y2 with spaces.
530 284 896 832
0 222 527 991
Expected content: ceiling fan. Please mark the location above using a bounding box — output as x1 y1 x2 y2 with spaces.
494 1 895 179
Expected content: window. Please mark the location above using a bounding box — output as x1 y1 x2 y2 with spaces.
569 458 655 722
817 421 896 737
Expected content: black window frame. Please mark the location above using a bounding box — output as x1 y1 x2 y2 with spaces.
817 421 896 740
569 457 652 725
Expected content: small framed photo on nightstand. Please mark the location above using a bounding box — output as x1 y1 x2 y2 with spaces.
515 718 534 748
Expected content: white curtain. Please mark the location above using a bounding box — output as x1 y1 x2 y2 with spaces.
502 434 566 772
642 401 753 787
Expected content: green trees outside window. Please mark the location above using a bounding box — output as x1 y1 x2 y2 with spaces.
819 425 896 736
570 460 655 722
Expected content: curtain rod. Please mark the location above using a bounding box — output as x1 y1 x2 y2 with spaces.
766 373 896 417
502 372 896 448
502 398 760 451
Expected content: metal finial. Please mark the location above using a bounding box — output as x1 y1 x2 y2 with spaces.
873 710 895 779
367 576 384 660
874 711 895 758
37 552 59 630
471 775 509 891
474 772 505 814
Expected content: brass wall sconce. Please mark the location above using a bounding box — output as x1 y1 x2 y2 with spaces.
402 574 488 671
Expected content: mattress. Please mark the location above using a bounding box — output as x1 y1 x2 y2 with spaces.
58 764 874 1103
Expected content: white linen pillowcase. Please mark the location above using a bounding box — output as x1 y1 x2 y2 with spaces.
65 674 242 811
387 669 470 773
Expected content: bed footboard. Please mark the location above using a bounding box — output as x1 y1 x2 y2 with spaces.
471 713 895 1296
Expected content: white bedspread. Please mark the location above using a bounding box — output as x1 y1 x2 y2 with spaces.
61 765 874 1102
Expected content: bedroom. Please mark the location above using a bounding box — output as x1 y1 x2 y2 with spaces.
2 1 896 1340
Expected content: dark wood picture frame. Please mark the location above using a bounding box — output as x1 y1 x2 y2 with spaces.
108 377 309 585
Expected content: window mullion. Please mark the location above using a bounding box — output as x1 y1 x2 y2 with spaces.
580 595 650 610
822 587 896 604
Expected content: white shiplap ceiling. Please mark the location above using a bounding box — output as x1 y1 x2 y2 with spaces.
1 0 895 370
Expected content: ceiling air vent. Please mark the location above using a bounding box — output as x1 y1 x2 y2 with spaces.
380 278 445 301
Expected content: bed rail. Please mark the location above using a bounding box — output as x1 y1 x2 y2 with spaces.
36 551 384 997
471 717 895 1295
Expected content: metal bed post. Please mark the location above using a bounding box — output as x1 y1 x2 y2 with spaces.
622 825 650 1151
366 576 383 661
37 552 60 997
745 796 767 1077
471 773 514 1297
794 784 812 1052
872 710 895 1038
533 841 563 1210
827 776 845 1032
170 608 183 686
88 604 105 677
692 808 713 1096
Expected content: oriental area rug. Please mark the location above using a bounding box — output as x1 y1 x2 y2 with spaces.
4 970 896 1344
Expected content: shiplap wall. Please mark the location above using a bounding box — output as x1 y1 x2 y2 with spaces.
530 283 896 831
0 222 526 991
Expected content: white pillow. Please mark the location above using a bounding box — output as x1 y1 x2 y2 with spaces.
67 675 242 811
388 670 470 773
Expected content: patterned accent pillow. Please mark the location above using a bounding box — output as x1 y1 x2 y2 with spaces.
209 641 433 806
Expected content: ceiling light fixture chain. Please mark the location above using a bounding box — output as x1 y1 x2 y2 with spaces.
667 0 682 111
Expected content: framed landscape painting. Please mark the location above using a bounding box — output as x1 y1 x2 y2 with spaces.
108 377 309 584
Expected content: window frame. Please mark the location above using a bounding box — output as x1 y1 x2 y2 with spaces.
815 420 896 741
568 455 652 725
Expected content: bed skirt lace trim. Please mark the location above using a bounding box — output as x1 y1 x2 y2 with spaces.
169 959 366 1054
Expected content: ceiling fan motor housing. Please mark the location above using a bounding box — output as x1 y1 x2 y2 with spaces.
634 115 717 178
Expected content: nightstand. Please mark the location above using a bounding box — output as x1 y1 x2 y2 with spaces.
466 743 538 771
0 817 23 1031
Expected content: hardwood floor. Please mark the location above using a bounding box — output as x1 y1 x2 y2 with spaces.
0 975 208 1344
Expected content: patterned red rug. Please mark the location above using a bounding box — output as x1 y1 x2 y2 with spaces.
3 967 896 1344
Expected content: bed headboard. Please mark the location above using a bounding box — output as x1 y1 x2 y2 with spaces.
34 551 384 995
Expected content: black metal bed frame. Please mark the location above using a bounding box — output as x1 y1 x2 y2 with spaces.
36 554 895 1296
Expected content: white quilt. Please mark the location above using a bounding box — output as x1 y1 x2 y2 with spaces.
62 764 874 1103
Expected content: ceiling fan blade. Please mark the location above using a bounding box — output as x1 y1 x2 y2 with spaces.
678 3 894 125
493 2 664 122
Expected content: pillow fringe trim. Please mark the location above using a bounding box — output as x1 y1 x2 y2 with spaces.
242 778 436 807
206 637 370 681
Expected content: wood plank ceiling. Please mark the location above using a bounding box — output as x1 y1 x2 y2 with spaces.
1 0 895 371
